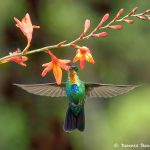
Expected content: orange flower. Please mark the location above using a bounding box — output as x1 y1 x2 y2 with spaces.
1 49 28 67
42 50 71 85
72 44 95 69
14 13 40 45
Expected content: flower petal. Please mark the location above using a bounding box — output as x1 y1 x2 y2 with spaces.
42 63 50 67
59 59 71 64
33 25 40 28
14 17 22 28
58 59 71 71
85 53 95 64
0 59 9 64
41 62 53 77
18 62 27 67
53 64 62 85
80 58 85 69
47 50 58 61
41 68 50 77
73 50 82 63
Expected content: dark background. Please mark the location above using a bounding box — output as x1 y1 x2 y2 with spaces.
0 0 150 150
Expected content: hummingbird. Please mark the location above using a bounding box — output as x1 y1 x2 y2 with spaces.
14 65 138 132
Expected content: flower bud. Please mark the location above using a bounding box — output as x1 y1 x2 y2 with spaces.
80 19 91 39
128 7 138 16
84 19 91 33
108 25 122 30
113 8 124 21
123 19 135 24
97 13 109 29
143 9 150 15
137 16 147 20
91 32 108 38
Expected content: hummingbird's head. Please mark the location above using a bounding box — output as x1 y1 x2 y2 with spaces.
69 65 78 72
69 65 79 83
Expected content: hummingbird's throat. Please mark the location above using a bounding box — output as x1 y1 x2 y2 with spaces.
69 71 78 84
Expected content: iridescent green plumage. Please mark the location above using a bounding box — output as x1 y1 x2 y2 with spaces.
66 69 85 113
64 67 86 131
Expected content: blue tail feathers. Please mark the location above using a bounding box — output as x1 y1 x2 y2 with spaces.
64 106 85 132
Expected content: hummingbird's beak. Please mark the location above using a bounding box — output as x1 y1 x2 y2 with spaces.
70 65 78 72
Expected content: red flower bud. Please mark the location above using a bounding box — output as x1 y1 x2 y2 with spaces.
80 19 91 39
137 16 147 20
97 13 109 29
84 19 91 33
143 9 150 15
113 8 124 21
108 25 122 30
91 32 108 38
123 19 135 24
128 7 138 16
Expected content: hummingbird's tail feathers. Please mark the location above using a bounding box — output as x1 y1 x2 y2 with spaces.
64 106 76 132
64 106 85 132
77 108 85 131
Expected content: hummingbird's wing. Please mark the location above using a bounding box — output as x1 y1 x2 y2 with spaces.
85 83 138 98
14 83 66 97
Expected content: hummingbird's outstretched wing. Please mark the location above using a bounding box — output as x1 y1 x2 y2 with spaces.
14 83 66 97
85 83 138 98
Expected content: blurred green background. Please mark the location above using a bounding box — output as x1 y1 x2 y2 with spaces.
0 0 150 150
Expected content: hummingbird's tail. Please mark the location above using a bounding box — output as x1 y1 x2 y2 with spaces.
64 106 85 132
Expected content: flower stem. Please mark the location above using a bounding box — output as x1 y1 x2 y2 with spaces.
0 8 149 63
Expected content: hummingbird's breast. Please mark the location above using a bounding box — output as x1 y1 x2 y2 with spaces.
66 71 85 105
66 83 85 104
